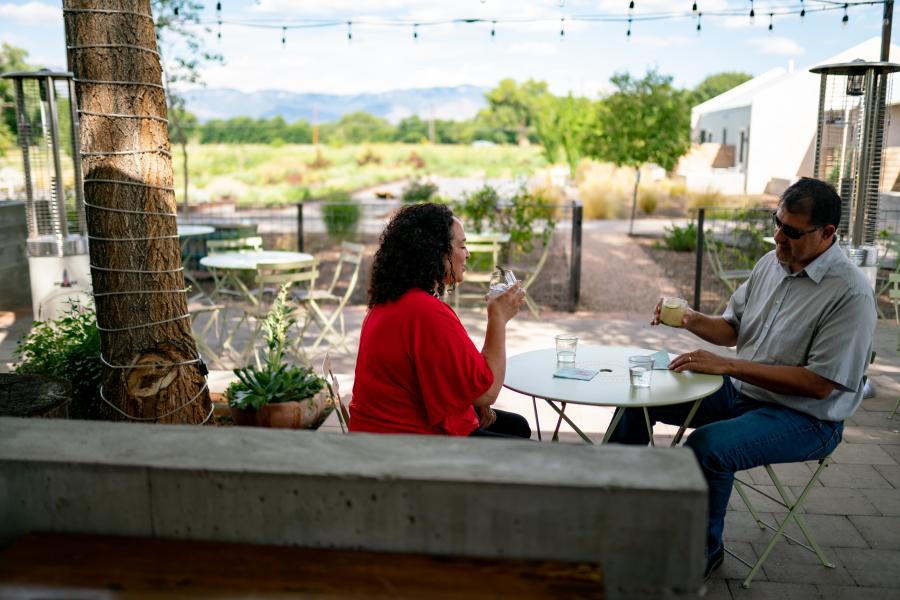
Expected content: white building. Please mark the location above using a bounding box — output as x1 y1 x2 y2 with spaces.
678 37 900 196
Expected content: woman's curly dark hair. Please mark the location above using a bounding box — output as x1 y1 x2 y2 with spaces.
368 202 455 307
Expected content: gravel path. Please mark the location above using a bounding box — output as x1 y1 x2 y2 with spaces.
578 229 681 319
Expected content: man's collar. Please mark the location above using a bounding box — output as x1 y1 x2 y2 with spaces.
782 238 840 283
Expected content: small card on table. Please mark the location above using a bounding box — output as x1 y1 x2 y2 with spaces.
553 367 600 381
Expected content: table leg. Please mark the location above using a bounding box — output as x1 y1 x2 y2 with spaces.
531 396 542 442
544 400 593 444
671 398 703 447
601 407 625 444
552 402 566 442
642 407 656 447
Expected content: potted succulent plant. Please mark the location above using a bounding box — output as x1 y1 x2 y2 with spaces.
225 286 332 429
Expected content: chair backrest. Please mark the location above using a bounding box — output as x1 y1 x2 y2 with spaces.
464 233 504 283
323 241 365 302
207 236 264 254
255 258 319 306
321 352 350 434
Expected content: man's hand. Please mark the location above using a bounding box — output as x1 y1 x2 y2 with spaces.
477 406 497 428
669 349 732 375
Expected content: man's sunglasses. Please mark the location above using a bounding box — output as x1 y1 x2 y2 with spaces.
772 213 821 240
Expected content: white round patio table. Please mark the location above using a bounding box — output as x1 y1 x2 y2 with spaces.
200 250 314 271
504 346 723 445
177 224 215 237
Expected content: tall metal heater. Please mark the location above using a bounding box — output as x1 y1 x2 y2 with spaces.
2 69 91 320
810 60 900 280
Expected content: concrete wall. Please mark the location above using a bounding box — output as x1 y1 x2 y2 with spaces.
0 418 708 599
0 201 30 311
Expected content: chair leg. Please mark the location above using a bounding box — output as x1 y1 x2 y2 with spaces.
523 292 540 318
888 398 900 420
733 459 833 589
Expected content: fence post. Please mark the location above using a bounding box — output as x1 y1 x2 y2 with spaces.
569 201 583 312
693 208 705 311
296 202 304 252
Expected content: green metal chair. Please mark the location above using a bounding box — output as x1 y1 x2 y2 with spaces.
298 242 365 352
452 233 504 310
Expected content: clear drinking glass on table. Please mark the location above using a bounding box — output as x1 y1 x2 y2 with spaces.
628 355 654 388
488 265 518 297
555 334 578 365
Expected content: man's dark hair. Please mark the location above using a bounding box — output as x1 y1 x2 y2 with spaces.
780 177 842 229
367 202 455 307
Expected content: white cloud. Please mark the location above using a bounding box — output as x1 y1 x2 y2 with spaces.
0 1 59 26
505 42 560 57
630 35 697 49
746 36 805 56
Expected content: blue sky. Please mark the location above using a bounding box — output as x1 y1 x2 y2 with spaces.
0 1 895 96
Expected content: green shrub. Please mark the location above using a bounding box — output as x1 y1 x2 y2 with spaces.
322 194 362 241
13 303 102 420
401 179 438 203
456 184 500 233
638 189 659 215
660 222 697 252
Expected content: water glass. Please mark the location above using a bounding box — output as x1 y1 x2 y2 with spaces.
488 266 518 297
555 334 578 364
628 355 654 388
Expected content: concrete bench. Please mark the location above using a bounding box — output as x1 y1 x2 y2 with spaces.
0 417 707 599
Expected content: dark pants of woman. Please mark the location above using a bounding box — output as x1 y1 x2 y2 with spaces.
469 409 532 439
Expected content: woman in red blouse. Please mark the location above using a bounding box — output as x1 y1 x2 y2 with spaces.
350 202 531 438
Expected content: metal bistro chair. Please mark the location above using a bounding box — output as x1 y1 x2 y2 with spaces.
204 236 265 302
322 351 351 434
726 351 876 588
705 236 752 314
226 258 319 366
889 273 900 419
453 233 504 310
299 242 365 352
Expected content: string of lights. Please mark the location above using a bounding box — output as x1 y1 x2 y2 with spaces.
176 0 884 45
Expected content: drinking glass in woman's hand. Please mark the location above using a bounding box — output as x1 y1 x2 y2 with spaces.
487 282 525 322
488 266 518 297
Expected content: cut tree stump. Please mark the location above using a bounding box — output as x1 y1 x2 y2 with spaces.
0 374 71 418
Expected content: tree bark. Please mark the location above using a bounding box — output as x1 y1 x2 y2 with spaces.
63 0 210 424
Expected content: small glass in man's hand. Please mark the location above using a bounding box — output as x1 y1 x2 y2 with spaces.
488 266 518 297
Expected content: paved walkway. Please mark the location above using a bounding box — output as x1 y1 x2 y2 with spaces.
2 228 899 598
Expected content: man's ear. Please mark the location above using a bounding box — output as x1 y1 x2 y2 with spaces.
822 224 837 239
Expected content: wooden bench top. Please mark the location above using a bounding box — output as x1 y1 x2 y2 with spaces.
0 532 604 599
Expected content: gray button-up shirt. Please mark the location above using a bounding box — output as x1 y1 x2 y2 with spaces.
722 240 876 421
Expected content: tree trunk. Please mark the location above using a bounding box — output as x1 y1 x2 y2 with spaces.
628 166 641 237
63 0 210 424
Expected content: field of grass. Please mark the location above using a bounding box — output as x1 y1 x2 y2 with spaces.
171 143 547 207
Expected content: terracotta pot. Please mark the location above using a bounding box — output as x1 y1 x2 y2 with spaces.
230 390 333 430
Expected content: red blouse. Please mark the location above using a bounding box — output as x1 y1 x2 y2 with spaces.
350 289 493 436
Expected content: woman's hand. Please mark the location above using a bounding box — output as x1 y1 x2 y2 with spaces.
486 283 525 323
477 406 497 428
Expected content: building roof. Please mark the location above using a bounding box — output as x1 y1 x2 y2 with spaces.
694 37 900 115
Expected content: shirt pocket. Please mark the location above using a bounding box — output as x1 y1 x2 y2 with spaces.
771 322 815 366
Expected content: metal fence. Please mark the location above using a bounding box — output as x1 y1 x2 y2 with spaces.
177 200 583 311
692 207 773 314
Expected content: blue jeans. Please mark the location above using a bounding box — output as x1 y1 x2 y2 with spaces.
608 377 843 557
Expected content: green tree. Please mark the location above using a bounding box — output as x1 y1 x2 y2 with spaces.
0 43 33 154
395 115 429 143
583 69 691 233
689 71 752 107
532 93 593 175
479 78 550 144
321 112 395 145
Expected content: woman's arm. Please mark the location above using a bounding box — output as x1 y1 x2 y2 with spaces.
474 284 525 407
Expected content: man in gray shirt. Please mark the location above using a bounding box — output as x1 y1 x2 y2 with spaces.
610 177 876 579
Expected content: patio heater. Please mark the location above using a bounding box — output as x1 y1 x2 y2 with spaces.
2 70 91 320
810 59 900 286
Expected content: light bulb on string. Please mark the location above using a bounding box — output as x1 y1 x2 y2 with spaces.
281 26 286 47
696 11 702 35
768 13 773 31
491 20 496 40
692 2 697 13
628 1 635 16
842 4 849 27
558 0 566 7
347 20 352 42
626 15 632 40
413 23 419 41
560 17 565 40
800 0 805 20
173 6 179 17
749 1 755 25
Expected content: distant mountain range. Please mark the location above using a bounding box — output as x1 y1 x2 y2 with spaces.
180 85 489 124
